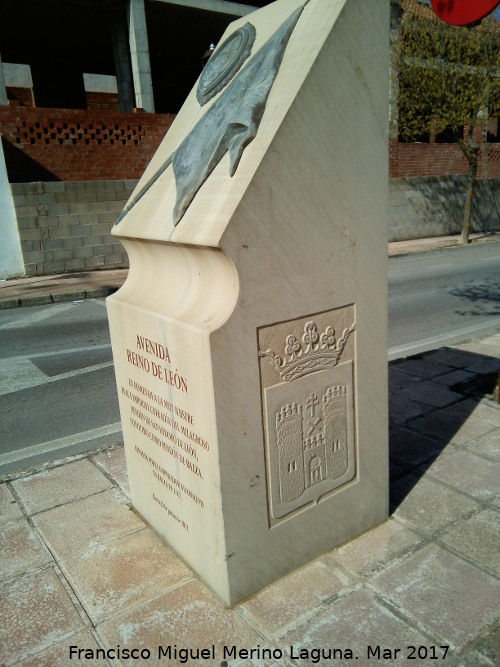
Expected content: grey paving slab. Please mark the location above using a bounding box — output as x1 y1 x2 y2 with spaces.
406 409 496 446
426 348 484 369
465 427 500 461
397 380 464 408
0 483 23 526
389 393 434 425
389 425 445 469
447 398 500 428
463 357 500 375
0 568 85 665
455 620 500 667
324 518 422 578
445 647 496 667
370 543 500 649
425 445 500 502
97 579 268 667
32 488 144 560
388 367 421 391
0 517 52 584
12 459 113 515
240 560 351 638
438 509 500 577
392 475 479 537
393 358 456 379
16 629 110 667
92 445 130 497
60 528 192 624
280 588 432 666
432 369 475 386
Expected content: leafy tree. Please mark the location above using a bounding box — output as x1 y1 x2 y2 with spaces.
395 0 500 243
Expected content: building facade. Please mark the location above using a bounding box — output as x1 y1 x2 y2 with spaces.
0 0 499 277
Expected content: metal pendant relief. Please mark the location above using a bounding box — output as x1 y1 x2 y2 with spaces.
196 23 256 106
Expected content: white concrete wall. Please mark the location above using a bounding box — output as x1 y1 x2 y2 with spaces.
389 176 500 241
2 63 33 88
0 139 24 279
128 0 154 112
0 55 8 106
83 73 118 93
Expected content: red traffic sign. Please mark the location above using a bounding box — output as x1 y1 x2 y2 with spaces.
430 0 500 25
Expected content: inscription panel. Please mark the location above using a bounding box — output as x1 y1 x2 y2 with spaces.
107 306 217 549
258 306 357 525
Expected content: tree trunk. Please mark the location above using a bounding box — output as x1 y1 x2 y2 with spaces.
458 132 479 245
461 158 477 244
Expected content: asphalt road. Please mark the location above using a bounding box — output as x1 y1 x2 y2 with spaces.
1 241 499 476
0 299 121 476
388 241 500 359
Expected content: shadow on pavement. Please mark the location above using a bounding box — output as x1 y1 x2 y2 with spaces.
388 345 499 514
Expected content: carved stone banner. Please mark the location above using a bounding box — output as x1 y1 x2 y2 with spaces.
108 0 389 606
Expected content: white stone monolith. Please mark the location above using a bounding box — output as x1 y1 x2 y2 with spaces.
107 0 389 605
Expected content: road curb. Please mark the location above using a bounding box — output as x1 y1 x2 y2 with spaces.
0 287 120 310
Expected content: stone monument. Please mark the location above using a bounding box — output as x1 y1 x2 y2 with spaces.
107 0 389 605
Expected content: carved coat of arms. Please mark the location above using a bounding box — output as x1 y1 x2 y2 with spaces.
259 315 357 523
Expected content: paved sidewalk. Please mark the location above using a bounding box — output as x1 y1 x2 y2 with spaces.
1 334 499 667
0 269 128 310
1 232 499 310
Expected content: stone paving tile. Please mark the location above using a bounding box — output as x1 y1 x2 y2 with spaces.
97 579 270 667
454 339 500 361
389 459 407 482
61 527 193 624
465 427 500 461
0 517 52 584
280 588 432 666
0 483 23 526
240 560 350 637
324 519 422 578
393 358 455 379
33 488 144 560
92 446 130 497
0 568 85 665
489 496 500 510
446 648 496 667
392 475 479 537
449 347 499 374
389 473 420 513
426 347 480 369
432 369 475 386
398 380 463 408
370 543 500 649
456 619 500 667
447 398 500 428
406 409 496 446
438 509 500 577
388 367 420 391
389 426 445 468
12 459 113 515
15 629 109 667
462 357 500 375
425 446 500 502
229 657 283 667
389 394 433 425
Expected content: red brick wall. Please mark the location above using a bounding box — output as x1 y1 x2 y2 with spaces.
85 92 120 112
3 104 499 184
390 139 500 179
0 106 175 181
6 87 34 107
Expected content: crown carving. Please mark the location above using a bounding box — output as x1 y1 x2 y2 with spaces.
259 320 355 383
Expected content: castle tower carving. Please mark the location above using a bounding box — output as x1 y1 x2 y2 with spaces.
275 385 348 502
